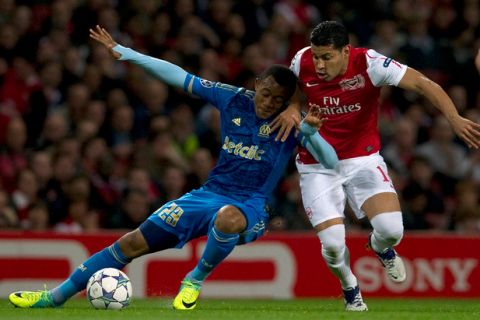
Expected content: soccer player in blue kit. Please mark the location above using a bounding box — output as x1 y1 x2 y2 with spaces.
9 26 338 310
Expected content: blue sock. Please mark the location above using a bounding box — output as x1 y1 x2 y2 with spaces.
50 242 131 305
187 226 239 285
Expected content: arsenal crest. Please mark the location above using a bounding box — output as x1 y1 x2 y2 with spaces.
339 74 365 91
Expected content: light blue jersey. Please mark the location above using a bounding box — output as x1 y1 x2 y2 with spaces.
186 75 297 201
112 44 338 247
147 77 300 246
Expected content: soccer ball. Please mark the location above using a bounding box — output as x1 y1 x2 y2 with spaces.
86 267 132 310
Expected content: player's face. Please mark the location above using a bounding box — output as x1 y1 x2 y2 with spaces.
254 76 289 119
311 44 350 81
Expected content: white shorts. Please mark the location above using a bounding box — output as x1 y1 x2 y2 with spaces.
296 152 397 227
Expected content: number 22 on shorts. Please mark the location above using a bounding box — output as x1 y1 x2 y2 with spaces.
158 202 184 227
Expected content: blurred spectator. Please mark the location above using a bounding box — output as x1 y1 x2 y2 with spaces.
157 164 187 204
452 181 480 234
88 151 121 216
24 202 49 231
25 61 63 147
273 0 320 58
125 167 160 205
186 148 215 191
447 84 469 115
133 79 169 140
107 188 150 229
197 105 221 158
382 117 418 180
75 119 100 145
0 190 18 229
11 168 39 223
106 104 134 159
402 156 447 230
135 130 189 183
169 103 199 159
369 20 405 57
81 136 108 175
271 171 311 231
0 56 39 115
29 150 53 191
36 112 69 151
415 116 470 181
235 0 274 45
54 174 99 232
0 117 28 192
41 153 78 225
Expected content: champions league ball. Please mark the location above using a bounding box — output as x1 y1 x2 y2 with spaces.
86 268 132 310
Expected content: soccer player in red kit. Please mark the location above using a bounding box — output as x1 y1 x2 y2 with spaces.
271 21 480 311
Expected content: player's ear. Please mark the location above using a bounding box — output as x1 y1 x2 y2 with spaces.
254 77 260 90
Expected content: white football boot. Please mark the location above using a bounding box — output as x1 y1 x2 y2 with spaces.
343 285 368 311
368 234 406 282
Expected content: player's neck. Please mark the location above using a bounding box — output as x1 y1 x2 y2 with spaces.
340 52 350 76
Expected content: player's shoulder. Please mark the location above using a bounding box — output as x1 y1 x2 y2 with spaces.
214 82 241 93
291 46 311 75
228 87 255 103
350 46 370 65
295 46 311 57
224 85 255 106
213 82 250 100
292 46 311 63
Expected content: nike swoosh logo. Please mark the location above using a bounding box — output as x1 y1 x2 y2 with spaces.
182 300 196 308
306 82 320 87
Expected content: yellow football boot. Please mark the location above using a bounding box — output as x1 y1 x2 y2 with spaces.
9 290 54 308
172 279 201 310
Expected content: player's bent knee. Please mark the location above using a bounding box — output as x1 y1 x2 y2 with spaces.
118 229 150 258
214 206 247 234
371 211 404 246
318 224 346 259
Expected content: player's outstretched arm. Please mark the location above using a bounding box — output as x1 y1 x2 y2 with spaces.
398 67 480 149
297 107 338 169
89 25 190 91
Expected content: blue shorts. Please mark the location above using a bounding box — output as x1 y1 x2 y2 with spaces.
145 188 269 248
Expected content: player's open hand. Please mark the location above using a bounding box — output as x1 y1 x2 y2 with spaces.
451 115 480 149
303 106 325 129
89 25 121 59
270 105 301 142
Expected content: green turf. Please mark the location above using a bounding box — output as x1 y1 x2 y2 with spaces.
2 298 480 320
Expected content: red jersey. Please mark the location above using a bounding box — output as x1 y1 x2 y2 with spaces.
291 46 407 162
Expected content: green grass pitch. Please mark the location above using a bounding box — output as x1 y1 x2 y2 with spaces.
1 298 480 320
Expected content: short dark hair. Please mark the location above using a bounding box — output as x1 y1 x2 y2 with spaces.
257 64 298 100
310 21 349 49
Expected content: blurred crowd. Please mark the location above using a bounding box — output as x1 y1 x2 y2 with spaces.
0 0 479 234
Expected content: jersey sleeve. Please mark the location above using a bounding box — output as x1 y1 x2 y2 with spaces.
113 45 188 90
297 122 338 169
290 47 309 76
186 74 241 112
365 49 408 87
